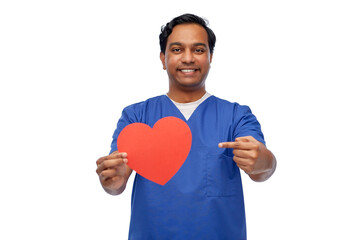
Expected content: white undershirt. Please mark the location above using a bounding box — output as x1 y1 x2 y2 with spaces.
167 92 212 120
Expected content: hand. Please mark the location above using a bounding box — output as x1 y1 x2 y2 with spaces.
96 151 132 195
218 136 264 175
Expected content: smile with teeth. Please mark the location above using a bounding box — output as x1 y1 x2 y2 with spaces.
179 69 198 73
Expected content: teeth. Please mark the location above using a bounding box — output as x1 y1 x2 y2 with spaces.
181 69 196 72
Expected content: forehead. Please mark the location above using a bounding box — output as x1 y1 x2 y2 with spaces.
167 23 208 46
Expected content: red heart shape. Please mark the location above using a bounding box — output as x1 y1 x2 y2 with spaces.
117 116 192 185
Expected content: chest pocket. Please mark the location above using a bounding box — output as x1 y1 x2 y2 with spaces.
206 152 242 197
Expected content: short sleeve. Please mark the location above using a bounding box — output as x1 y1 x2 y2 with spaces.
233 104 266 145
109 105 139 154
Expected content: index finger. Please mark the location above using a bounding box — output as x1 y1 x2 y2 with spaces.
218 142 238 149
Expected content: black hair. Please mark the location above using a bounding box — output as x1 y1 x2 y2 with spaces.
159 13 216 54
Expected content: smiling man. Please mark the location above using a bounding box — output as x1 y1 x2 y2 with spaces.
160 23 212 103
96 14 276 240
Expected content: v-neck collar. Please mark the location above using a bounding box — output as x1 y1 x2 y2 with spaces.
164 94 214 123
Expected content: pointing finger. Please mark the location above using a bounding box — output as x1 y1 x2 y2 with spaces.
218 142 238 149
219 141 254 150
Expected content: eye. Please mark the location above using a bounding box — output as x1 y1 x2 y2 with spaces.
194 48 205 54
171 48 182 53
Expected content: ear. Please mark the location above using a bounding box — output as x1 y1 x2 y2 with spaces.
160 52 166 70
210 53 213 63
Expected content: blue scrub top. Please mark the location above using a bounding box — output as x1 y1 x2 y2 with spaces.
110 95 265 240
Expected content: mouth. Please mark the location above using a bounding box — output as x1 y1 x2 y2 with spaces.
177 68 200 73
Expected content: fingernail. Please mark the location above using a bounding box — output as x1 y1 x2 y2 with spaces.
122 153 127 157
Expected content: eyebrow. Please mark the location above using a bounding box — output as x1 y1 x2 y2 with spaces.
168 42 208 49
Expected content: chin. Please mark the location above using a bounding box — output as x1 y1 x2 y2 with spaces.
178 81 205 91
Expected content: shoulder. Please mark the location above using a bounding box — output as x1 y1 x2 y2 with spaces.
123 95 166 112
211 95 252 114
212 96 265 144
120 95 166 122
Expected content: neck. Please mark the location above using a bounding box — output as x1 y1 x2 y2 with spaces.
167 87 206 103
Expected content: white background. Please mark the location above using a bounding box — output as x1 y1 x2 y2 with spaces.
1 0 359 239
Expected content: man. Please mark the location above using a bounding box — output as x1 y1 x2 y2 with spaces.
96 13 276 239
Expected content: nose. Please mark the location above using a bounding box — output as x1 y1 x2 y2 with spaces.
181 49 195 64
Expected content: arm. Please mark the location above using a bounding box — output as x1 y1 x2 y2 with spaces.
247 141 276 182
219 136 277 182
96 151 133 195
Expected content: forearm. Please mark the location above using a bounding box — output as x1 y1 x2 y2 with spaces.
248 149 277 182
